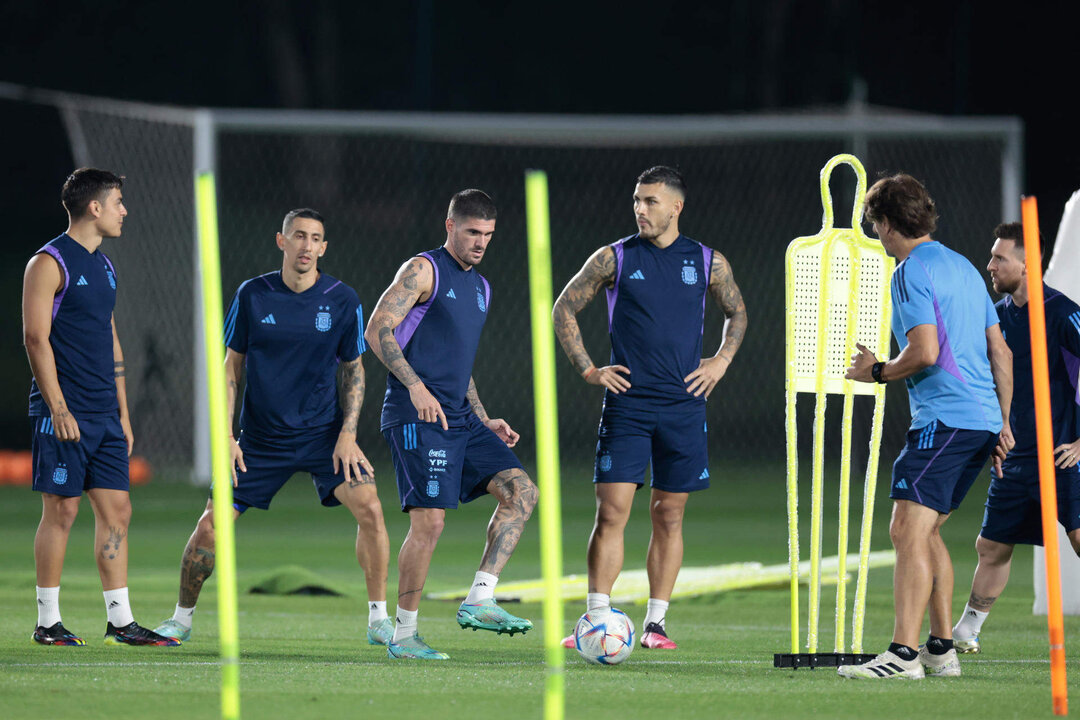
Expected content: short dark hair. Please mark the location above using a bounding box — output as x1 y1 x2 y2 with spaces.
994 221 1043 260
447 189 497 221
282 208 325 235
636 166 686 198
61 168 123 219
864 173 938 239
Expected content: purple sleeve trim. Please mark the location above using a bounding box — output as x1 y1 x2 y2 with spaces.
39 247 70 320
700 244 713 335
394 253 439 350
261 274 274 289
323 279 343 294
605 242 625 332
481 275 491 310
100 252 117 279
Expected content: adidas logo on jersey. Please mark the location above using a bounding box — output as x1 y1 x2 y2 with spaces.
446 289 457 299
699 468 710 480
629 270 645 280
895 478 909 490
261 314 277 325
76 275 89 286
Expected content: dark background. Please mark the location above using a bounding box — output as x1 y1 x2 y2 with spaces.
2 0 1078 459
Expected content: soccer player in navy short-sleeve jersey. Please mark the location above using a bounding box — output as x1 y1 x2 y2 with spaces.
153 209 392 646
23 168 178 646
365 190 538 660
841 174 1013 679
950 223 1080 653
552 166 748 650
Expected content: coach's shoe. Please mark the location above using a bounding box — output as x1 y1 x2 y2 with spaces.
32 622 85 646
104 621 182 647
640 622 678 650
837 650 924 679
919 646 962 677
561 634 576 649
367 617 394 646
153 619 192 643
456 598 533 635
387 633 450 660
953 635 981 654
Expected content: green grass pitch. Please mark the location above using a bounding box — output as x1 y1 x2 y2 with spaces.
1 461 1075 719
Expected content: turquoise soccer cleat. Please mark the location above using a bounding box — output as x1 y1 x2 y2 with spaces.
387 633 450 660
153 619 192 642
456 598 533 635
366 617 394 646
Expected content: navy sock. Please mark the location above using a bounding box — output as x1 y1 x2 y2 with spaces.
926 635 954 655
888 642 917 661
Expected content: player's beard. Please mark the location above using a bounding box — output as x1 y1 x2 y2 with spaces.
639 217 670 240
993 276 1020 295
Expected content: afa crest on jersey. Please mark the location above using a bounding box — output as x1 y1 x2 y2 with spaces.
106 270 116 289
315 305 332 332
476 290 487 313
681 260 698 286
426 480 440 497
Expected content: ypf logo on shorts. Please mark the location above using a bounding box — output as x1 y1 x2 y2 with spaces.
52 463 68 486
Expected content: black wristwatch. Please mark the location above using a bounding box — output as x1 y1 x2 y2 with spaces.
871 362 886 384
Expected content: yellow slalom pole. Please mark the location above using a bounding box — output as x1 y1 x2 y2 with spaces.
196 172 241 720
525 170 565 720
1021 197 1068 716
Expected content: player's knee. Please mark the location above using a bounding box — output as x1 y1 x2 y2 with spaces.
356 498 385 529
411 511 445 543
975 535 1011 565
650 503 683 535
194 512 217 544
45 499 81 532
888 516 921 549
596 503 630 531
518 477 539 516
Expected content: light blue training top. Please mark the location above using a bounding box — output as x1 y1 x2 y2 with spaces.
890 240 1002 433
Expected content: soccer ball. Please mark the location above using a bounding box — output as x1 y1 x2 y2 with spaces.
574 607 635 665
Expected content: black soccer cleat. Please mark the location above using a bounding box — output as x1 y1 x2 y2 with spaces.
104 621 182 646
32 622 86 646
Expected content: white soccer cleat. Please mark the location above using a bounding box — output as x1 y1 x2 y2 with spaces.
918 646 961 677
837 650 925 679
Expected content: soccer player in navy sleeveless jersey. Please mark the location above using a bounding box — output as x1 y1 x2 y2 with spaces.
950 223 1080 654
23 168 178 646
153 209 392 646
841 175 1014 679
365 190 538 660
552 166 748 650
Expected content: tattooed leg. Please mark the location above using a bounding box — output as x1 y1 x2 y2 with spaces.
86 488 132 591
478 469 538 576
966 534 1015 613
175 501 240 607
396 508 445 612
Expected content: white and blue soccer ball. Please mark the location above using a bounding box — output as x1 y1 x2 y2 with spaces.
574 607 635 665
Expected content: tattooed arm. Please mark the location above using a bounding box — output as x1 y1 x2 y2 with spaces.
684 251 748 398
334 356 375 484
223 348 247 485
468 376 519 448
364 257 448 429
551 246 631 394
111 314 134 456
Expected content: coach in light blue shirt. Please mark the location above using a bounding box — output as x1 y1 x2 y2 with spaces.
838 173 1013 680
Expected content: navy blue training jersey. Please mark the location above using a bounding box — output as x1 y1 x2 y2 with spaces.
605 234 713 407
380 247 491 430
997 284 1080 463
29 233 119 416
224 271 365 441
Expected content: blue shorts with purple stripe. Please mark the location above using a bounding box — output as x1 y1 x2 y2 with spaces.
890 420 997 514
383 413 523 512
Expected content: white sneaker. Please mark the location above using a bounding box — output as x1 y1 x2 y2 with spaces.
919 646 961 677
838 650 925 679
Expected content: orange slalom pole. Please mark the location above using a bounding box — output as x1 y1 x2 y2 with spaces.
1022 196 1068 716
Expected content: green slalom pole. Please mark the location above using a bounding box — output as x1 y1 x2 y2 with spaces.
195 172 241 720
525 169 565 720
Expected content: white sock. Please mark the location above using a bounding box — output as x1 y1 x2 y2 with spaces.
393 606 418 642
368 601 388 625
954 604 989 639
586 593 610 612
644 598 669 628
172 603 195 629
36 586 61 628
464 571 499 604
103 587 135 627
